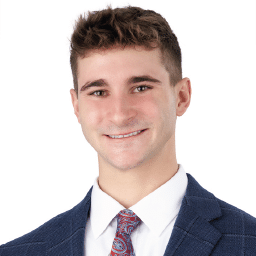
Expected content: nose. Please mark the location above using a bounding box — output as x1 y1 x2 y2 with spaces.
107 94 138 127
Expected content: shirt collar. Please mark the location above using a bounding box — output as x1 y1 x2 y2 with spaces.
90 164 188 238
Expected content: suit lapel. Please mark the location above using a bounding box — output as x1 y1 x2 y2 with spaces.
71 186 92 256
45 186 92 256
163 174 222 256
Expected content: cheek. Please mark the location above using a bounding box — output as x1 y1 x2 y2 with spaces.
79 100 103 128
141 96 160 119
147 93 176 132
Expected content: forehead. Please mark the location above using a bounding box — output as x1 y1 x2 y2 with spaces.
82 45 162 58
77 46 166 79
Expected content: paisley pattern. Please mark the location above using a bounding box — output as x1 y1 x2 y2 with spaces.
110 209 141 256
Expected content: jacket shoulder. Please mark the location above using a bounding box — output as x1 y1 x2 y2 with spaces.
185 173 256 254
0 187 92 256
0 209 72 256
211 197 256 254
217 198 256 232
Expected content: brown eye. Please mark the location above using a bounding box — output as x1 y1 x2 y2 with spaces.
134 86 152 92
90 90 107 97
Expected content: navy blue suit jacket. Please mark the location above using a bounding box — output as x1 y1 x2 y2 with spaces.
1 173 256 255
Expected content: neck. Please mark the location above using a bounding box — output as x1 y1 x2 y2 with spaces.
97 139 178 209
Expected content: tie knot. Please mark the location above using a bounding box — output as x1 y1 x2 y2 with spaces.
116 209 141 236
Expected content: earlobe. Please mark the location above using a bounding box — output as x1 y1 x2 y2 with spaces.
176 78 192 117
70 89 81 123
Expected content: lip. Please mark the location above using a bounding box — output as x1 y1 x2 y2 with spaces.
106 129 147 137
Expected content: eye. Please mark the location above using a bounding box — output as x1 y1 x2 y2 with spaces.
89 90 107 97
134 86 152 93
88 86 152 97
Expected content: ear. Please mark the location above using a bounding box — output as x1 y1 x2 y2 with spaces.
70 89 81 124
175 78 192 117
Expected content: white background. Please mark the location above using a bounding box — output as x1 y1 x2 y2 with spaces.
0 0 255 244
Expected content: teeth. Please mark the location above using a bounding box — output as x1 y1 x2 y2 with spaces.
108 130 143 139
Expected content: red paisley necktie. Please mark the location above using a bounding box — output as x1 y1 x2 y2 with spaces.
110 209 141 256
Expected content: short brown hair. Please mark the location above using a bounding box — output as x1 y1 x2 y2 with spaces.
70 6 182 96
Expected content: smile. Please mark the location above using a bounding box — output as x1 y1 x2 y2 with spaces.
107 129 147 139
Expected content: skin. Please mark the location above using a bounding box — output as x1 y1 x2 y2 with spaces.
70 46 191 209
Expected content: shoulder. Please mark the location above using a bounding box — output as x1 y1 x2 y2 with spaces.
0 209 72 256
185 173 256 253
215 197 256 235
211 196 256 253
186 173 256 232
0 187 92 256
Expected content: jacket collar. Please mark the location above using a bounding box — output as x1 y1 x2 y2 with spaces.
163 173 222 256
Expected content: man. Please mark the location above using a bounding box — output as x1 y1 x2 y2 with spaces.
0 5 255 256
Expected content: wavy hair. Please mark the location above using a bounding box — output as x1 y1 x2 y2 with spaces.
70 6 182 96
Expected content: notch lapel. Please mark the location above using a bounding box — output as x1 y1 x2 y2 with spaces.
45 186 92 256
71 187 92 256
163 174 222 256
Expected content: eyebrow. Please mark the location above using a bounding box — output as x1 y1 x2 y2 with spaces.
127 75 161 85
80 79 107 92
80 75 161 93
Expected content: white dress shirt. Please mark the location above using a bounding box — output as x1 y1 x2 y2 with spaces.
84 164 188 256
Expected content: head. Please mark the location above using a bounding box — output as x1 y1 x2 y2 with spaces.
70 6 182 97
69 6 191 173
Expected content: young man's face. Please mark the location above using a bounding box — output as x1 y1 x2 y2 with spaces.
70 46 186 171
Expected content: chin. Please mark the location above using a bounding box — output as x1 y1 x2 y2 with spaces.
107 156 146 171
